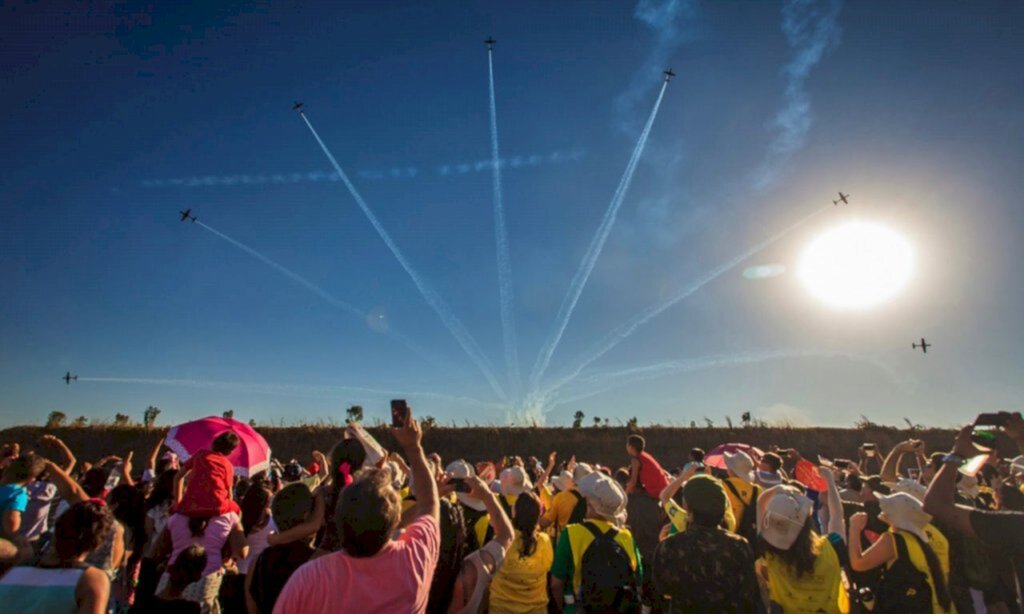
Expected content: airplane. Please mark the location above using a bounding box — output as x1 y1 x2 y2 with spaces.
912 338 931 354
292 101 304 112
833 192 850 206
484 37 496 50
663 68 676 82
179 208 196 223
62 371 77 385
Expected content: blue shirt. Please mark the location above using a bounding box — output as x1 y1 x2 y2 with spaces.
0 483 29 513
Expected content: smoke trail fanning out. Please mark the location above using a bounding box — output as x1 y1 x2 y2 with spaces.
542 206 829 397
529 80 670 391
296 111 507 402
77 377 503 410
754 0 843 188
547 349 901 408
487 47 521 398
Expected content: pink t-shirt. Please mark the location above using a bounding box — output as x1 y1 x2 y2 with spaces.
273 515 440 614
167 511 240 576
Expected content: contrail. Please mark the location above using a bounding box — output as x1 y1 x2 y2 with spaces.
541 206 828 397
545 349 900 408
487 44 521 399
529 79 669 391
194 221 449 371
296 110 507 401
77 377 503 410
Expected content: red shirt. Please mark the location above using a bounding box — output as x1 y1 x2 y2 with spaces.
635 451 671 498
177 449 240 517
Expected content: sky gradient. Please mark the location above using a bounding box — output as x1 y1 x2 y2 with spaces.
2 1 1023 428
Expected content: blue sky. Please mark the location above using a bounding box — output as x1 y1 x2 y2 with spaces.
2 1 1022 428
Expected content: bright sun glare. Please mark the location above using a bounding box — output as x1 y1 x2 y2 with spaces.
799 222 914 309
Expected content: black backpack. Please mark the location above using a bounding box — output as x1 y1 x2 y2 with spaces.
875 532 933 613
722 480 760 544
460 503 492 552
578 522 639 613
568 490 588 525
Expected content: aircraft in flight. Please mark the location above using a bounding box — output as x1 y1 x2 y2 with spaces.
912 338 931 354
179 208 196 223
833 192 850 205
62 371 77 385
292 101 304 112
484 37 496 50
663 69 676 82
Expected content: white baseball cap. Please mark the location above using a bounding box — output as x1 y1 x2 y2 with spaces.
577 471 626 523
446 460 486 511
757 484 813 550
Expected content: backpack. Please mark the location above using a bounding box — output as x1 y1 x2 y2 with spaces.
427 498 467 614
722 480 760 544
578 521 639 613
568 490 587 525
460 503 492 552
875 532 933 613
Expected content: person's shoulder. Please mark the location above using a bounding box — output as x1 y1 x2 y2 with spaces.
79 566 110 590
400 514 441 545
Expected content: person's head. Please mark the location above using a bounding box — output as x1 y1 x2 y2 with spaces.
53 501 113 563
81 467 110 498
572 462 594 484
682 474 727 528
272 483 314 532
146 469 177 510
613 467 630 489
499 466 533 498
860 475 890 503
578 472 627 524
724 450 755 484
156 451 180 475
551 470 575 493
447 460 486 512
336 468 401 557
329 439 367 495
759 453 783 474
626 434 645 457
211 431 240 456
167 544 207 592
241 485 272 535
877 492 932 541
758 485 816 576
283 462 304 483
1 453 46 485
512 491 542 558
689 448 705 464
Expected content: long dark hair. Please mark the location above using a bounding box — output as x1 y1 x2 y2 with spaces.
513 492 541 559
241 485 272 535
763 517 818 578
145 469 176 512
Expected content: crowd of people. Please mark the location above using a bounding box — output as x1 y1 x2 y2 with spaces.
0 408 1021 613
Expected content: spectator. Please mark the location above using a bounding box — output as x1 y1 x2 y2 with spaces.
624 434 670 500
148 544 207 614
0 500 112 612
0 453 46 538
447 474 513 613
756 452 785 488
245 484 315 614
652 474 759 612
175 431 242 518
273 411 440 613
489 492 551 613
723 450 761 540
447 460 492 552
540 465 591 538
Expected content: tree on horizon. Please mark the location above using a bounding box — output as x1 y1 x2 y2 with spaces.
45 411 66 429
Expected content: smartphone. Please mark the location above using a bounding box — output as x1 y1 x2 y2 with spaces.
975 413 1009 428
863 443 877 458
907 467 921 480
451 478 472 493
390 399 410 427
834 459 852 470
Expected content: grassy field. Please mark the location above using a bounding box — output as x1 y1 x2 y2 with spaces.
0 423 1000 471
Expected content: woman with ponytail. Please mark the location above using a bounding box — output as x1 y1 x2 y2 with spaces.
489 491 552 614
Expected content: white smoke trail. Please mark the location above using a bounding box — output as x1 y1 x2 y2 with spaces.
529 80 669 391
296 111 507 402
545 349 901 409
541 206 828 398
753 0 843 188
487 46 521 399
77 377 503 410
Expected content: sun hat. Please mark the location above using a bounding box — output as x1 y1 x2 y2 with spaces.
891 478 927 502
577 471 626 524
573 462 595 483
862 475 892 496
283 462 304 482
724 450 755 484
551 470 575 492
957 474 981 499
877 492 932 541
446 460 486 511
682 474 727 522
500 466 533 497
756 484 813 550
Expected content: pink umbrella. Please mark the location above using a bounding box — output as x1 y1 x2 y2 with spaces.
704 443 764 471
165 416 271 478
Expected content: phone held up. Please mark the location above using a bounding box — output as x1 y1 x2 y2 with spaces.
391 399 410 428
450 478 472 493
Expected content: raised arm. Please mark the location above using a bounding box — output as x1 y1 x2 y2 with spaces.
44 459 87 505
923 424 980 537
659 463 697 506
393 414 438 520
267 491 325 546
470 475 513 550
880 440 915 483
821 468 846 540
146 437 165 474
312 450 329 482
39 435 76 474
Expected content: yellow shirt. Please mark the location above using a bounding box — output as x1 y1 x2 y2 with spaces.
723 477 757 533
489 532 554 613
544 489 583 534
760 535 849 614
890 528 956 614
561 519 639 596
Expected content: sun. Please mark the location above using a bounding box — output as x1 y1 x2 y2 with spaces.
798 222 914 309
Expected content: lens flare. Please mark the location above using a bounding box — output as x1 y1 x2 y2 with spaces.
799 222 913 309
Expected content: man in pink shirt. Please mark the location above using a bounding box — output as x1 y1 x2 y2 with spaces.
273 407 440 614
